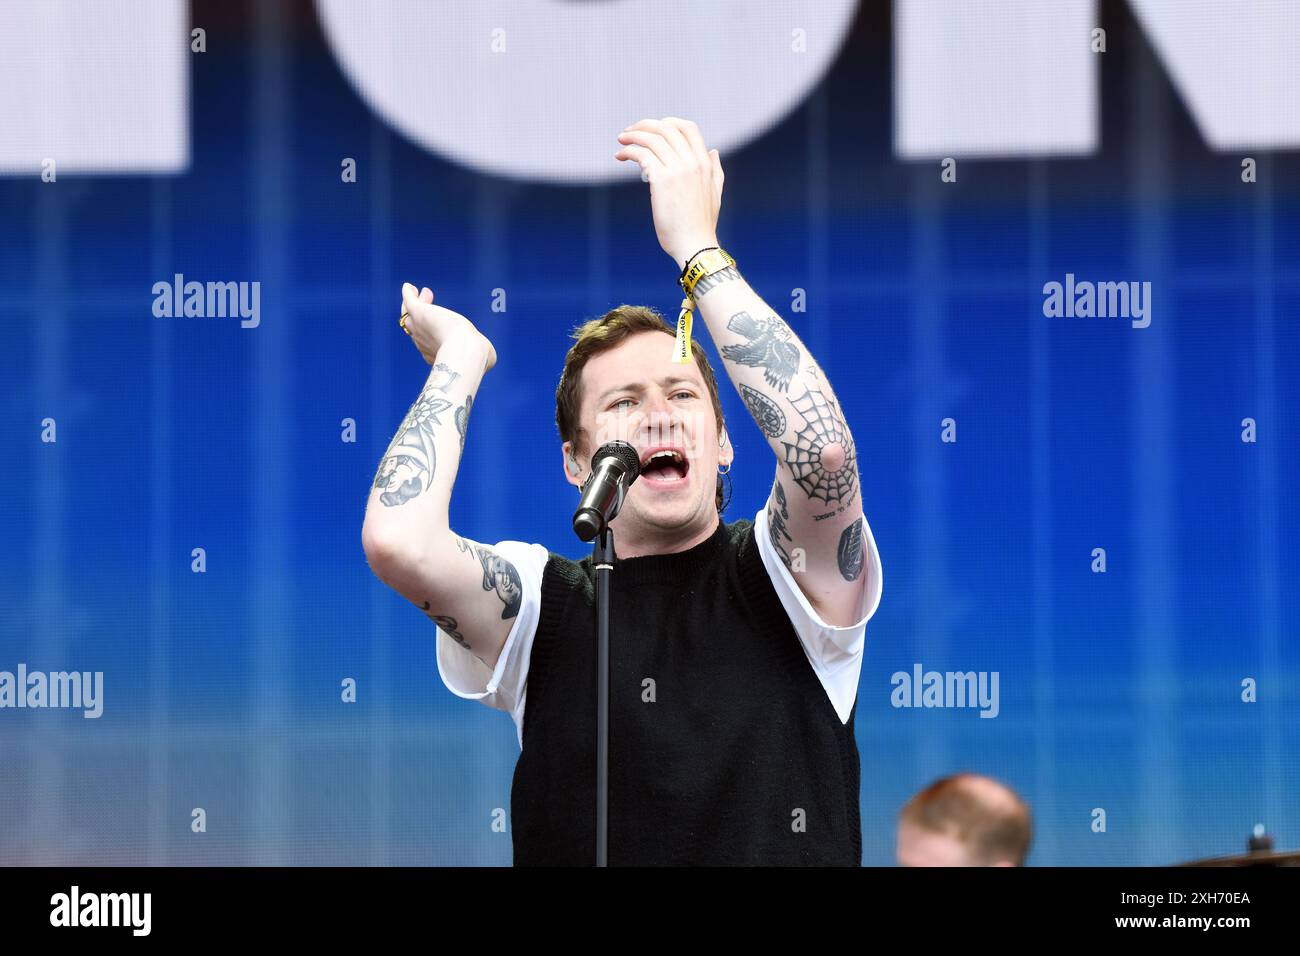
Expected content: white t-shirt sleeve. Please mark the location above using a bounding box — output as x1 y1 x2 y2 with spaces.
753 505 883 724
434 539 549 748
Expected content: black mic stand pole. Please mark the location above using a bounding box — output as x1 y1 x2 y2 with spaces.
572 440 639 867
591 523 615 867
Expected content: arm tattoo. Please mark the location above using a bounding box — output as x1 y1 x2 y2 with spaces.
455 537 522 620
372 381 454 506
719 311 801 392
689 264 742 298
837 518 865 582
422 606 491 667
373 363 460 505
455 393 473 455
767 480 794 569
740 384 786 439
780 385 859 505
422 605 471 651
812 491 856 522
429 362 461 392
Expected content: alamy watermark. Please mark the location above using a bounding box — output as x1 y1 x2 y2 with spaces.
890 663 999 718
1042 273 1151 328
152 273 260 328
50 886 150 936
0 664 103 718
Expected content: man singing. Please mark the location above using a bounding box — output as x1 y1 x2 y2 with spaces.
362 118 883 866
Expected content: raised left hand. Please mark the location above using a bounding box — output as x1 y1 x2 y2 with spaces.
615 117 724 270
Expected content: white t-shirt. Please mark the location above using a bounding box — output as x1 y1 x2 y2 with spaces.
436 507 884 749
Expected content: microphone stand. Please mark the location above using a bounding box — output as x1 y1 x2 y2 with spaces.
591 524 615 867
572 440 638 867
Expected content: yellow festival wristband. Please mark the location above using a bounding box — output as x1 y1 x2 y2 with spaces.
673 248 736 364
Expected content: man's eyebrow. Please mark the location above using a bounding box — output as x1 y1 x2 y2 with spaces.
596 377 700 404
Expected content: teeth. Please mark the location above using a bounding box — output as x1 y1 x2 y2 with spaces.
646 450 683 464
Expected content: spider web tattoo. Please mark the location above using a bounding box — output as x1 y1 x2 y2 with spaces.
780 386 858 504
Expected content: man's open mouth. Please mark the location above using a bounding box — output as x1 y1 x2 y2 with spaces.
639 447 689 483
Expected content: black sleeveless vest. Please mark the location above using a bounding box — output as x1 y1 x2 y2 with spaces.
510 518 862 866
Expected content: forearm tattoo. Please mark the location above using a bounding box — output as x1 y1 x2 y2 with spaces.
837 518 865 582
372 363 460 507
741 384 786 439
719 311 800 392
455 537 522 620
428 362 461 392
689 264 742 298
780 385 859 505
767 479 794 569
454 393 473 456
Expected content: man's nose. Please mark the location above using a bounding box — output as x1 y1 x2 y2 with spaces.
643 391 672 417
642 400 683 442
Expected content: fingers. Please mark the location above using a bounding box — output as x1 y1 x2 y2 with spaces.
621 118 698 166
617 128 676 168
664 117 710 166
401 283 435 311
618 118 715 183
651 119 696 164
400 283 438 343
622 118 686 161
615 142 665 179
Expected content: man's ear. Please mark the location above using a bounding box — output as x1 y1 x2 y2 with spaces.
562 441 583 488
719 428 734 468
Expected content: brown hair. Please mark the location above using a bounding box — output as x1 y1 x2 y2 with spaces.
555 304 728 511
899 773 1033 866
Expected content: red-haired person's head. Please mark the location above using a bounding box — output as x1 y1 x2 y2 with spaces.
896 773 1033 867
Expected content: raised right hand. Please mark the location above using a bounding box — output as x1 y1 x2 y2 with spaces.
400 283 498 372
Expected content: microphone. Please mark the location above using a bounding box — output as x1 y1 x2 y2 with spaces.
572 440 641 541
